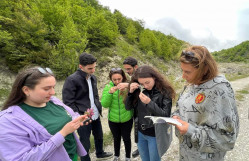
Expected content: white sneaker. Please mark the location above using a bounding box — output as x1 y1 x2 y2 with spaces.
113 156 120 161
125 158 131 161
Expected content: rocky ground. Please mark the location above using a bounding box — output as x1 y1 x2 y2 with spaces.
90 76 249 161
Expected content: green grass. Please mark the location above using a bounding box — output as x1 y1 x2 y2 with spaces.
235 86 249 101
225 73 249 82
237 89 249 94
0 88 10 108
0 88 9 98
235 93 245 101
89 131 113 152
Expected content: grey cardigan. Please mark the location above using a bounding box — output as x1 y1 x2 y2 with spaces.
173 75 239 161
155 123 172 157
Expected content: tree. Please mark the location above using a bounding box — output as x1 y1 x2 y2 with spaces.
0 17 14 58
139 29 160 55
86 13 118 50
49 16 88 79
114 10 128 35
4 1 52 72
126 21 138 44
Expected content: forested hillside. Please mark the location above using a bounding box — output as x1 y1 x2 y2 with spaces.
212 41 249 62
0 0 185 79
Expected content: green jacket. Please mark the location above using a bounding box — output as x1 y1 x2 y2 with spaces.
101 81 133 123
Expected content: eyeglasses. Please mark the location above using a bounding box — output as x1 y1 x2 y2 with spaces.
37 67 53 74
181 51 197 62
111 68 122 72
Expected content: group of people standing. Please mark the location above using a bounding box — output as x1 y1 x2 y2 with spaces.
0 45 239 161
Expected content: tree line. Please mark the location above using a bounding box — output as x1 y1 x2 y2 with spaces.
212 41 249 63
0 0 185 79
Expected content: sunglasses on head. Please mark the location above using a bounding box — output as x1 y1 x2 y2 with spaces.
23 67 53 85
37 67 53 74
181 51 197 62
111 68 122 72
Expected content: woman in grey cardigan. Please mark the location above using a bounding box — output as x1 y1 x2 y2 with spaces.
172 46 239 161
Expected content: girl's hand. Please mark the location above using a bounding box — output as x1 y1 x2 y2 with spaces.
59 115 88 137
139 92 151 104
173 118 189 135
117 83 129 90
109 86 118 94
129 83 139 93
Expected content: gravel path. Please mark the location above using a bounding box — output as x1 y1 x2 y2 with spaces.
89 76 249 161
225 78 249 161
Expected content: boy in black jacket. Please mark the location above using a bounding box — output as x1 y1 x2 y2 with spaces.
62 53 113 161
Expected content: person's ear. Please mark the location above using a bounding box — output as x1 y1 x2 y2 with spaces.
203 65 208 75
22 86 30 97
134 65 138 70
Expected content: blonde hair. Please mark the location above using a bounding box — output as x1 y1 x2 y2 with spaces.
180 46 218 84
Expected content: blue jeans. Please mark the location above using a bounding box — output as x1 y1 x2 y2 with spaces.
77 117 104 161
137 131 161 161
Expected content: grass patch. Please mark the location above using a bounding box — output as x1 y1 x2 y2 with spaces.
225 73 249 81
235 93 244 101
235 86 249 101
89 131 113 153
0 88 10 109
0 88 9 98
237 90 249 94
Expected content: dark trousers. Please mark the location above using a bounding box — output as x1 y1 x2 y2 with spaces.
77 117 104 161
108 119 133 158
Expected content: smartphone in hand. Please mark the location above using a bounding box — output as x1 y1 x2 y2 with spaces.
83 118 91 125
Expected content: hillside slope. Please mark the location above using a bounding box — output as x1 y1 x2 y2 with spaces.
212 41 249 62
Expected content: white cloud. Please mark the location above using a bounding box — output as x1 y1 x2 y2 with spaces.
98 0 249 51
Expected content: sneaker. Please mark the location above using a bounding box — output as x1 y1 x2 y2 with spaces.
132 149 139 158
113 156 120 161
96 152 113 160
125 157 131 161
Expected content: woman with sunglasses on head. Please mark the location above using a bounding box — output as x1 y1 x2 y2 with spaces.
0 66 89 161
125 65 175 161
101 68 134 161
172 46 239 161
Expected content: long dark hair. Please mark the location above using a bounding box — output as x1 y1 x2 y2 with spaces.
129 65 175 104
109 68 128 97
109 68 127 83
2 67 54 110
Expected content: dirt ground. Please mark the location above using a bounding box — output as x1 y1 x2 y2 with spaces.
90 76 249 161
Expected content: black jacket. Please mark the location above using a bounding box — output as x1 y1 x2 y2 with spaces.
62 69 102 115
125 87 172 140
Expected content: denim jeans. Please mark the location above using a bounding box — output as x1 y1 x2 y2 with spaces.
137 131 161 161
77 117 104 161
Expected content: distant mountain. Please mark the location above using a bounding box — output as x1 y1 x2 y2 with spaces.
212 41 249 62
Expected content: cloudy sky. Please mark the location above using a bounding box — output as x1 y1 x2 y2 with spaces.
98 0 249 51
